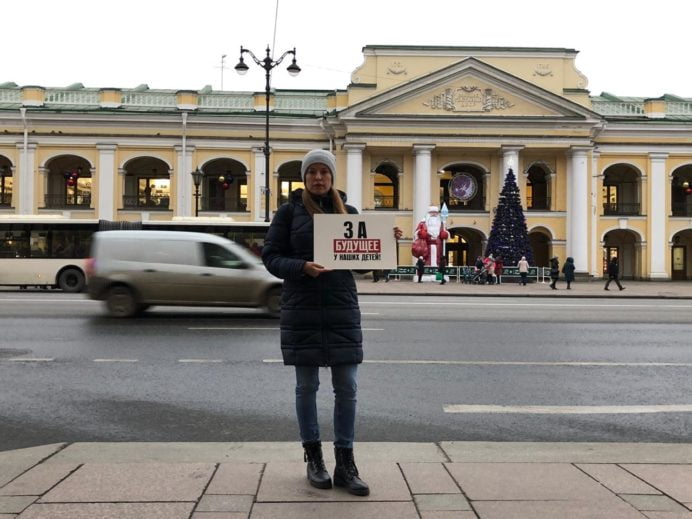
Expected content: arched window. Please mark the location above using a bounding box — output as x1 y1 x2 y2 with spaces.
277 161 303 206
201 158 248 212
602 164 640 216
439 164 485 211
526 164 549 210
671 165 692 217
123 157 170 210
0 160 12 207
373 162 399 210
45 155 92 209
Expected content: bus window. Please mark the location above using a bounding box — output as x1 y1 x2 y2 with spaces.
1 230 29 258
30 231 49 257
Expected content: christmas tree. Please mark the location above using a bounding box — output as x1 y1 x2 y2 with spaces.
485 168 534 266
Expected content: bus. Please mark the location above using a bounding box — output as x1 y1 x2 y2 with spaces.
0 216 270 292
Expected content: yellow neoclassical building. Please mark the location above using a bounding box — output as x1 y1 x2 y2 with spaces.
1 44 692 279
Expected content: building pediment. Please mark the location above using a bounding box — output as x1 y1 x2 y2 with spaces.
340 57 601 121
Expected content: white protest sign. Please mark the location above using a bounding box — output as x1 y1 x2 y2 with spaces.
314 214 397 270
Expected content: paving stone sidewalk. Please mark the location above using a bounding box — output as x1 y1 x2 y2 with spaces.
1 442 690 518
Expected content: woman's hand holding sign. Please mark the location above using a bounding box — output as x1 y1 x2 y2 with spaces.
303 261 332 278
393 226 403 241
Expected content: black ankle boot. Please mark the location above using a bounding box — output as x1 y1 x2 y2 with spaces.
333 446 369 496
303 442 332 489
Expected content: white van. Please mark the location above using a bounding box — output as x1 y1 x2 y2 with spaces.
87 230 281 317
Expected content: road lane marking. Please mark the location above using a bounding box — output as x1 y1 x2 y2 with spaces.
4 358 54 362
262 359 692 367
188 327 279 330
93 359 138 363
361 312 380 315
443 404 692 414
0 298 94 303
178 359 223 363
361 301 692 308
188 327 383 331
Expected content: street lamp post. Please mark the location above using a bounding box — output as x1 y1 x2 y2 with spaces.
191 167 203 217
235 45 300 222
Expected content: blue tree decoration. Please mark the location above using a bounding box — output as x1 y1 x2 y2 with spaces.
484 168 534 266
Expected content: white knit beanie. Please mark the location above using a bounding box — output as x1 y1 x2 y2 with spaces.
300 149 336 181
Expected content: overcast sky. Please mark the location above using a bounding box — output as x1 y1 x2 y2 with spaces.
2 0 690 98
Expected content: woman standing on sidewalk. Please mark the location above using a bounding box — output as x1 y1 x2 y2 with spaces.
562 257 575 290
262 148 402 497
517 256 529 286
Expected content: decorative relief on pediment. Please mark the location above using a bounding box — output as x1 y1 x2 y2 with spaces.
533 64 553 77
387 61 407 75
422 86 513 112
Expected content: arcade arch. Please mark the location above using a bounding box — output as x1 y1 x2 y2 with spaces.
671 164 692 217
602 163 641 216
122 156 171 210
445 227 486 266
671 229 692 280
44 154 92 209
200 158 248 212
439 163 485 212
277 160 303 206
602 228 642 279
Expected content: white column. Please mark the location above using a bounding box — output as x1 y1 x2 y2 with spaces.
649 152 669 278
413 145 435 229
175 146 193 217
16 143 36 214
96 144 116 221
590 150 600 276
501 145 523 186
567 147 590 273
344 144 365 211
252 147 264 222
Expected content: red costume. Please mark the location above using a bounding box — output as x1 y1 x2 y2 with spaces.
412 206 449 267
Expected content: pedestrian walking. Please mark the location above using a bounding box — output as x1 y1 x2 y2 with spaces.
416 256 425 283
262 148 403 496
494 255 504 284
372 269 380 283
438 256 447 285
562 256 575 289
549 256 560 289
604 256 625 291
517 255 529 286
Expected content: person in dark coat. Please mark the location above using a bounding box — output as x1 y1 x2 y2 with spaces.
416 256 425 283
549 256 560 289
604 256 625 290
562 256 576 289
262 149 402 497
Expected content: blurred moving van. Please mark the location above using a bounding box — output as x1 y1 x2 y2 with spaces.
87 230 281 317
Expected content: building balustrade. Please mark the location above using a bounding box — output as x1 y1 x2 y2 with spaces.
526 195 551 210
44 194 91 209
122 194 170 209
671 202 692 216
374 195 397 209
603 202 640 216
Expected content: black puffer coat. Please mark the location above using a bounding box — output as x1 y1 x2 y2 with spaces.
261 189 362 366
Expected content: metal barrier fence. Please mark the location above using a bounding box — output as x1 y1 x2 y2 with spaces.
386 265 549 283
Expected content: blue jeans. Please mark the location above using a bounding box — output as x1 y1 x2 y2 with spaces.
295 364 358 448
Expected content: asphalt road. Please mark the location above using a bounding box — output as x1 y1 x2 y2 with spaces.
1 292 690 451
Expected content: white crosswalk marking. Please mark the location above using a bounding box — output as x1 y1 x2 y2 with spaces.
443 405 692 414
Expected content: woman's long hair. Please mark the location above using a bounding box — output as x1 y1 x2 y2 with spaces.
302 187 347 216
